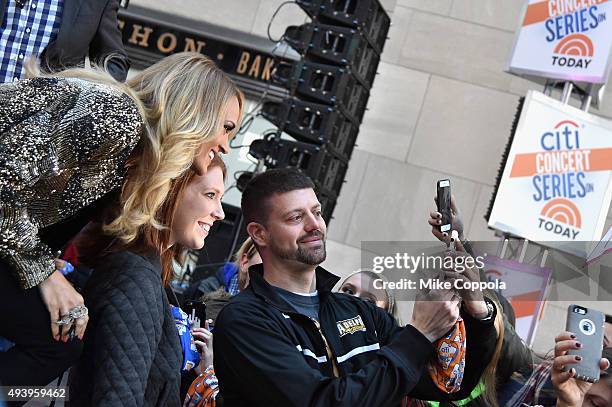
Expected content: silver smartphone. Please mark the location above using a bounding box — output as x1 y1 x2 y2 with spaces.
565 304 605 383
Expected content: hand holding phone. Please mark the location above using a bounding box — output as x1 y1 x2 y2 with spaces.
551 309 610 407
192 321 214 371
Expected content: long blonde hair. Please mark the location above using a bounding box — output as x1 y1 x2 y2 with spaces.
479 292 505 407
103 52 244 244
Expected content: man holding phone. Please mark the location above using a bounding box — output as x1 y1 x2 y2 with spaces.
213 169 498 406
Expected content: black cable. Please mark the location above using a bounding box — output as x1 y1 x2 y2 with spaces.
230 139 255 149
235 1 295 140
245 155 259 165
230 143 255 149
227 0 294 189
235 114 256 138
267 1 298 43
264 128 282 137
169 285 181 307
233 171 247 181
236 41 284 138
233 163 256 182
49 372 65 407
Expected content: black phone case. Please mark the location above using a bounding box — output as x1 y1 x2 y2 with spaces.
565 305 605 383
185 300 207 323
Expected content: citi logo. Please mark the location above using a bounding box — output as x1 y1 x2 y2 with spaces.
551 33 594 69
537 198 582 239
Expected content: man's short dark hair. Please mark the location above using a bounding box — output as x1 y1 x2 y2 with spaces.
241 168 315 225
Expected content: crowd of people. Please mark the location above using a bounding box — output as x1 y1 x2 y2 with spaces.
0 1 611 406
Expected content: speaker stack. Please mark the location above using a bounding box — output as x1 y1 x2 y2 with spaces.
250 0 391 223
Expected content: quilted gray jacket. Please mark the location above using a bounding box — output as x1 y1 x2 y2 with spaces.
69 250 182 406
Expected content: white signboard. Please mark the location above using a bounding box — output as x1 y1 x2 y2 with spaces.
508 0 612 83
483 256 551 344
587 225 612 264
488 91 612 256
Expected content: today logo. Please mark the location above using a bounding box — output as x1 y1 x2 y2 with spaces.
537 197 582 239
551 33 594 68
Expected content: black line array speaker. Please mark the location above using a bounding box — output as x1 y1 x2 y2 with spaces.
261 98 358 161
250 0 390 224
284 22 379 88
250 138 348 196
271 60 369 123
295 0 391 54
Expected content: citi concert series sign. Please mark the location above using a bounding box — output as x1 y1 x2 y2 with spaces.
488 91 612 256
508 0 612 83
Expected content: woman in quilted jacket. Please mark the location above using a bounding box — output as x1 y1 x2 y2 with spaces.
69 154 230 406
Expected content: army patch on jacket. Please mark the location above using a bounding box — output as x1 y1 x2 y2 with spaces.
336 315 366 337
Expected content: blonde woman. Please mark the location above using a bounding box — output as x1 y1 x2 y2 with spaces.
338 270 401 323
0 52 243 387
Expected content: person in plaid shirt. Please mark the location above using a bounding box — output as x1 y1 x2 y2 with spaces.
0 0 129 83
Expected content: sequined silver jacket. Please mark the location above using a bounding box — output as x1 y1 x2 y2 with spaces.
0 77 143 289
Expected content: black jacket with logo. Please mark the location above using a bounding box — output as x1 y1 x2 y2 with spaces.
214 265 497 407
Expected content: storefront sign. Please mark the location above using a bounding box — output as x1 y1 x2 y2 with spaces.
118 12 277 85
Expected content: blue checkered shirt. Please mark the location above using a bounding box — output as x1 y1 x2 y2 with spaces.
227 273 240 296
0 0 63 83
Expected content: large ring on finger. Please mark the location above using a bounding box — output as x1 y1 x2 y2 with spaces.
55 314 73 326
68 305 88 320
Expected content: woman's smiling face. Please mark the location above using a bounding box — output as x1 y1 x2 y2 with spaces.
170 166 225 249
